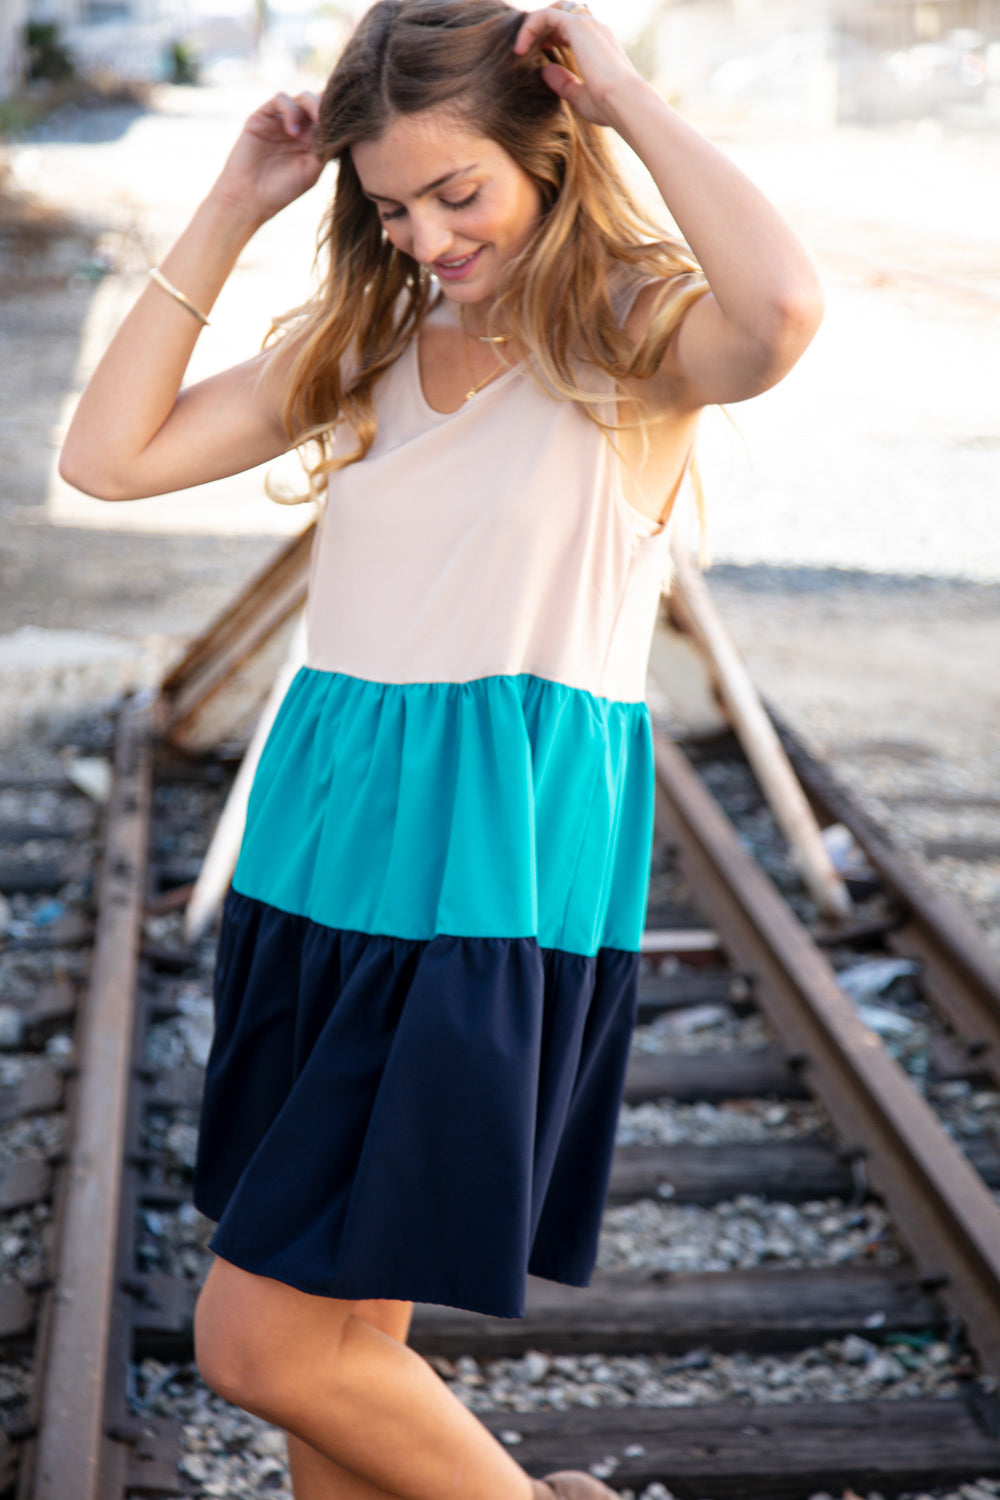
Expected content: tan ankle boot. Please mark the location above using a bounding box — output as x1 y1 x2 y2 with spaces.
532 1473 620 1498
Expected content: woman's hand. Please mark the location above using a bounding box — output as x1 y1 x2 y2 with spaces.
210 91 325 229
513 4 639 126
59 91 326 502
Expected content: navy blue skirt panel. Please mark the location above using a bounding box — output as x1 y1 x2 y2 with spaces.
193 889 639 1318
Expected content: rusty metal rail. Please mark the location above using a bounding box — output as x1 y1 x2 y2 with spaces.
774 715 1000 1094
26 697 154 1500
653 726 1000 1378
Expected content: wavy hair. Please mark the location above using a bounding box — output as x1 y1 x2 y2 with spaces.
271 0 708 499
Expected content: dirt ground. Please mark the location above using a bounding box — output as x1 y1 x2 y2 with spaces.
0 78 998 941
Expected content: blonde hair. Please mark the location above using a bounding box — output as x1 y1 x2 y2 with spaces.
271 0 708 500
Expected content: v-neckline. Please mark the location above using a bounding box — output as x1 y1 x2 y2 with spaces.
412 307 526 420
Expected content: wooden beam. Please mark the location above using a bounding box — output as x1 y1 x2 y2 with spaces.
666 544 852 922
410 1265 941 1357
160 523 313 753
479 1400 1000 1498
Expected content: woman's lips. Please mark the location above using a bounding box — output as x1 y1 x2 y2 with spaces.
433 246 485 281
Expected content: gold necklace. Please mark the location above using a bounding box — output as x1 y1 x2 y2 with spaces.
459 305 512 401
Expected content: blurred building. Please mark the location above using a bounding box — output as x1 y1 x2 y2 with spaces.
0 0 256 95
644 0 1000 127
4 0 999 111
1 0 30 97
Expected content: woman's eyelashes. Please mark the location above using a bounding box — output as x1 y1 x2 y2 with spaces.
377 189 481 224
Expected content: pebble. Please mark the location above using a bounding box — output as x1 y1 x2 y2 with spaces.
66 756 113 803
136 1199 215 1282
0 1112 66 1163
0 1005 25 1050
0 1203 52 1283
0 1353 34 1422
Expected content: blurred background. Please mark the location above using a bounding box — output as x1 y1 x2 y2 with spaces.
0 0 998 941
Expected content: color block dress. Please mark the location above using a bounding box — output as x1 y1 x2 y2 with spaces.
193 284 676 1318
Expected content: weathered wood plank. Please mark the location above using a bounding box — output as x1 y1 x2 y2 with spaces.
0 1427 15 1495
928 1032 994 1084
642 906 708 931
0 820 95 843
609 1138 1000 1206
608 1140 849 1204
624 1050 807 1105
480 1399 1000 1498
2 913 92 951
636 968 752 1022
0 1068 65 1125
924 838 1000 862
0 856 89 895
0 1158 51 1213
410 1265 941 1357
130 1275 198 1360
21 980 76 1029
139 1263 944 1365
0 1282 34 1341
124 1416 196 1496
641 929 722 959
147 1068 203 1111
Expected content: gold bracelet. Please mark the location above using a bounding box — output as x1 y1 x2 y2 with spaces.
149 266 211 327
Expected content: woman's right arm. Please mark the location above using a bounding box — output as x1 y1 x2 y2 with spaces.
59 90 324 501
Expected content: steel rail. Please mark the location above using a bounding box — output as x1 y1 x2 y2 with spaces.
29 697 154 1500
653 728 1000 1376
773 715 1000 1093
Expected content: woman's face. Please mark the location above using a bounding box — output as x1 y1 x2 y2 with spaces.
352 108 543 310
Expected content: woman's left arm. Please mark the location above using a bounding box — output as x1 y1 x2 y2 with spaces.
515 7 825 410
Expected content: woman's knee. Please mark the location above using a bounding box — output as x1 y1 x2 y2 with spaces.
193 1256 353 1412
193 1258 261 1406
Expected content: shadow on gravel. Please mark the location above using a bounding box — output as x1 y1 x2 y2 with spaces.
17 99 149 147
16 87 258 150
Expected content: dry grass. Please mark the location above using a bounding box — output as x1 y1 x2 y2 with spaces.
0 73 151 139
0 160 94 290
0 160 73 242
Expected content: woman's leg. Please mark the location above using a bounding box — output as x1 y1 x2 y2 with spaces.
285 1298 414 1500
194 1256 535 1500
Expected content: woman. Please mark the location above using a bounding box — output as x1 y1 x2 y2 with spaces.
61 2 823 1495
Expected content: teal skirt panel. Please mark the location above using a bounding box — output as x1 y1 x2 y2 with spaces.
232 667 655 957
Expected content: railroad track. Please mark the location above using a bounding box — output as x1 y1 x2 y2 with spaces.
2 694 1000 1499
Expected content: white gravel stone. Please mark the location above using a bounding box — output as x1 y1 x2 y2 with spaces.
598 1196 901 1274
0 1109 65 1162
0 1005 25 1050
443 1339 970 1414
616 1099 828 1148
631 1009 775 1057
